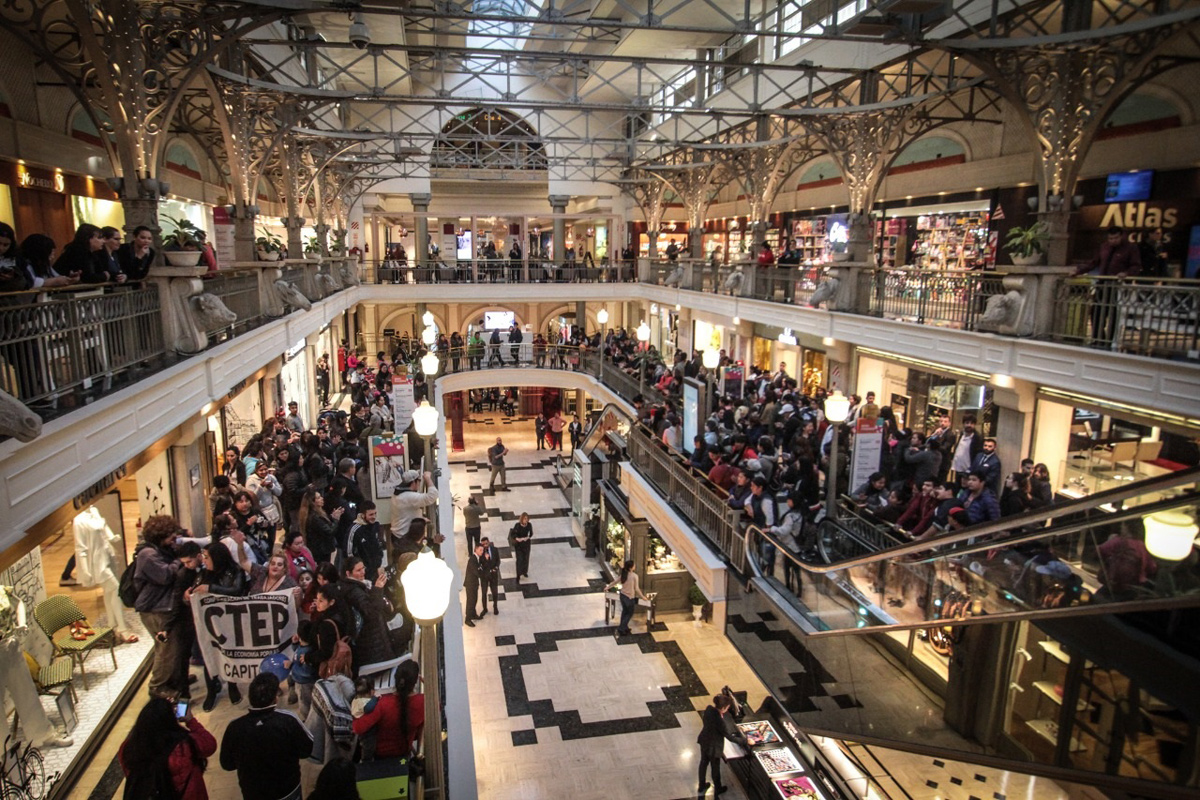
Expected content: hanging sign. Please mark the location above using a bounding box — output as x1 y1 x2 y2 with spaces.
191 590 298 682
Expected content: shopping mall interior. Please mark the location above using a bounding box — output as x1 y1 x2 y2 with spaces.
0 1 1197 799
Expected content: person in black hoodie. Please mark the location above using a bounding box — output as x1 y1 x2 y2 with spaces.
220 673 313 800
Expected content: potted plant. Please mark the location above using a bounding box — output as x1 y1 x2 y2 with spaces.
1005 222 1048 266
161 216 203 267
303 236 322 260
688 583 707 622
330 228 347 256
256 227 284 261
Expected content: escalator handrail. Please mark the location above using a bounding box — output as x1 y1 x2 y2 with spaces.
744 464 1200 574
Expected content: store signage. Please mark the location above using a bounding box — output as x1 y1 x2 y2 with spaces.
777 328 797 346
284 339 306 360
73 465 127 509
16 164 66 194
1079 200 1190 232
225 378 248 399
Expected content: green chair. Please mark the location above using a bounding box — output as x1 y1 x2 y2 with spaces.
31 653 77 705
32 595 117 690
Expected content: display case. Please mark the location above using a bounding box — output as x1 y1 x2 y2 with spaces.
727 703 850 800
876 218 908 268
790 218 828 265
598 482 692 613
910 211 993 270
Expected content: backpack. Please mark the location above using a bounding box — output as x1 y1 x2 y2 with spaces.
319 619 354 679
118 544 150 609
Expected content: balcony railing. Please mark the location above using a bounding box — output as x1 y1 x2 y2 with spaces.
0 285 167 411
0 258 353 426
360 259 637 285
643 259 1200 362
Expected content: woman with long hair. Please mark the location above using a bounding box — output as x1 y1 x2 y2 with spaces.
307 757 360 800
117 225 155 281
193 542 249 711
311 583 354 677
222 444 247 487
604 559 649 636
284 531 318 583
351 660 424 761
119 697 216 800
19 233 77 288
53 223 105 279
300 486 342 564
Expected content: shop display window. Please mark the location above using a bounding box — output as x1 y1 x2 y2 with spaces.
645 530 684 575
1004 623 1191 783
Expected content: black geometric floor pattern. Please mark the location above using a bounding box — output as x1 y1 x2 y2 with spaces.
729 611 862 714
453 456 567 473
481 539 596 603
499 624 708 746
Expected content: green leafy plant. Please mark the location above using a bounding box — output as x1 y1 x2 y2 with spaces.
304 235 322 255
330 228 347 254
1004 223 1048 258
161 216 201 251
256 226 283 254
687 583 706 607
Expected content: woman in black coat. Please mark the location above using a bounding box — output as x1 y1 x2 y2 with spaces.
696 694 747 795
117 225 155 281
337 557 395 670
311 583 355 677
53 223 105 281
193 541 249 711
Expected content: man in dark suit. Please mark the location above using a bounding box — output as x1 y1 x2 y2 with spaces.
696 694 746 795
463 544 484 627
925 414 958 482
970 437 1003 495
478 536 502 617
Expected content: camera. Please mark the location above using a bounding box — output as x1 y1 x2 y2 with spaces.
384 564 398 581
348 14 370 49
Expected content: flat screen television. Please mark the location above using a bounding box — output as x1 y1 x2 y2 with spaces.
484 311 515 330
1104 170 1153 203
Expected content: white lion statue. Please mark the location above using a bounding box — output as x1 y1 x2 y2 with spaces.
979 290 1023 331
663 265 684 287
809 277 841 308
722 264 744 295
0 389 42 442
274 280 313 311
190 293 237 330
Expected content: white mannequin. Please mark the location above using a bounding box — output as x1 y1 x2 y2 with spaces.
73 506 136 643
0 588 72 748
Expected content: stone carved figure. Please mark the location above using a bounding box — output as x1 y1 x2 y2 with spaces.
979 290 1024 331
0 389 42 442
663 265 684 287
722 264 744 295
337 261 361 287
316 273 337 295
190 293 238 331
809 277 841 309
274 279 313 311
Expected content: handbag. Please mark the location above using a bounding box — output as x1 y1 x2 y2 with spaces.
261 502 281 526
319 619 354 679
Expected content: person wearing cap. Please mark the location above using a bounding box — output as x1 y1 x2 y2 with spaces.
219 673 313 800
390 469 438 546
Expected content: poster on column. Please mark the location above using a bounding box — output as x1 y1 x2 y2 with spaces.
191 590 298 683
391 370 415 433
370 435 408 509
212 206 235 267
849 418 884 492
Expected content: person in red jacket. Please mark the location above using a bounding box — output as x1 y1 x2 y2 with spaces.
119 697 217 800
756 240 775 267
352 660 425 760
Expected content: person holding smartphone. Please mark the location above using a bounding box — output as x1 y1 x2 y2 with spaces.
119 696 217 800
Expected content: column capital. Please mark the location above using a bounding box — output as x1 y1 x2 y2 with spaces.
548 195 571 210
410 193 432 210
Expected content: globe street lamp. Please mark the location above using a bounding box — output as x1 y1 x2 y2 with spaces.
1144 510 1198 561
422 325 437 346
421 349 440 378
400 547 452 797
823 390 851 521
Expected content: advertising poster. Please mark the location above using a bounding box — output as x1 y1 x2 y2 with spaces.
371 435 408 503
192 591 298 682
722 364 744 400
391 370 415 433
681 380 699 455
850 418 884 492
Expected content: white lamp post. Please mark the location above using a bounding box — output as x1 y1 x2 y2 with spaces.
422 325 437 346
702 347 720 413
413 399 439 437
400 547 453 797
636 319 650 343
421 349 440 377
823 390 851 521
422 310 435 328
597 307 608 327
1144 510 1198 561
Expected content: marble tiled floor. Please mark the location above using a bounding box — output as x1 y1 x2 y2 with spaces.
452 416 767 800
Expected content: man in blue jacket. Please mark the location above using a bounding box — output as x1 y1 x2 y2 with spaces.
959 470 1001 526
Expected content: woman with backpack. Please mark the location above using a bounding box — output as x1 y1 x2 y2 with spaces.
120 697 217 800
312 583 355 679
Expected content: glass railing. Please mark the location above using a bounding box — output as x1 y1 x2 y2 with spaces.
743 466 1200 636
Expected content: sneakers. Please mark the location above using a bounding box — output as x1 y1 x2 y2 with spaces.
40 735 72 748
58 578 78 587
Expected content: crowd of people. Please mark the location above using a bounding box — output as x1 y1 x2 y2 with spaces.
123 387 437 799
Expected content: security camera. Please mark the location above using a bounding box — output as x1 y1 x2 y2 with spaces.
348 13 370 49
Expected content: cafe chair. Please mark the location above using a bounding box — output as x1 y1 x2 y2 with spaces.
1136 440 1164 465
33 595 117 690
1091 440 1139 471
27 650 77 704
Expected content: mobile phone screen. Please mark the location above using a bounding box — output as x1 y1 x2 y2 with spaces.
175 701 189 719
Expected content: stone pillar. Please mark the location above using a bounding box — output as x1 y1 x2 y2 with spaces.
233 206 257 263
282 216 306 260
313 223 331 258
412 194 431 269
549 195 569 264
120 197 161 254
